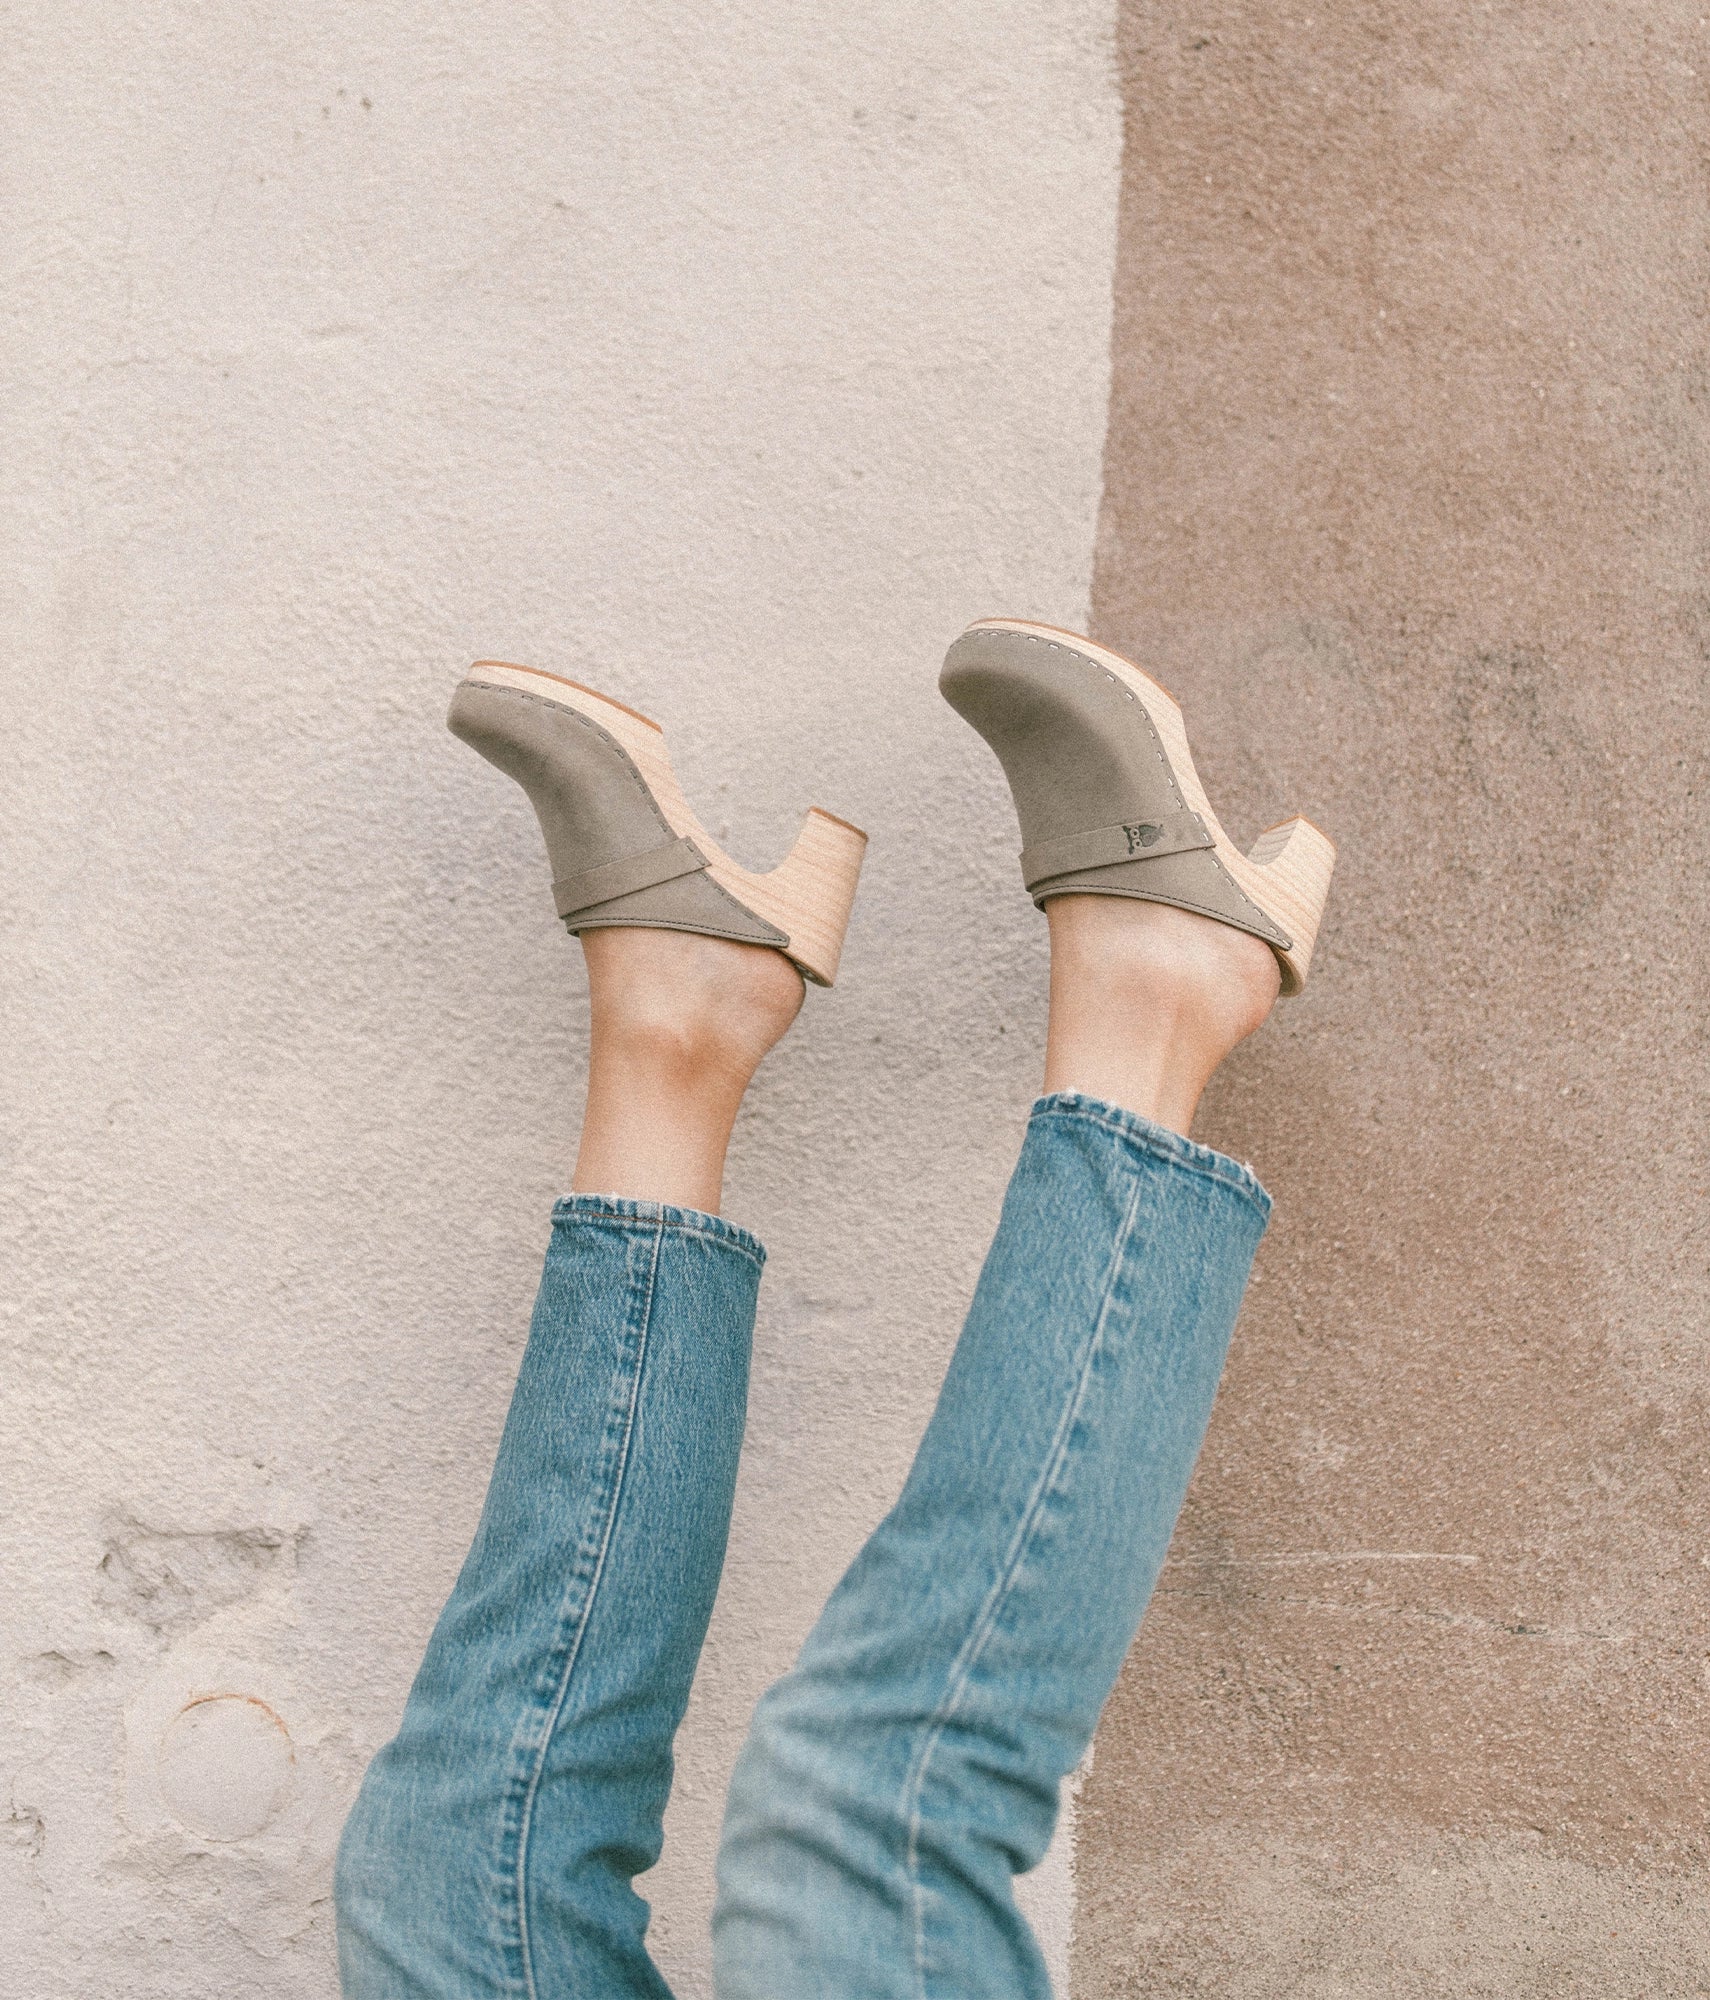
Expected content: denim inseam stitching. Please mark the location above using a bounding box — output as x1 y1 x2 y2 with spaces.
509 1218 666 2000
898 1175 1147 2000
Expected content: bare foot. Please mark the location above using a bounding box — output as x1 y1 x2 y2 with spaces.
573 929 805 1210
1042 897 1281 1137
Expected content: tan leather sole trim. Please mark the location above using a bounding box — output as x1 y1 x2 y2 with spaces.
473 659 664 731
966 620 1336 993
464 662 867 987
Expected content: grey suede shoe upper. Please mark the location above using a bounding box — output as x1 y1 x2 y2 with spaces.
939 625 1293 952
448 681 789 948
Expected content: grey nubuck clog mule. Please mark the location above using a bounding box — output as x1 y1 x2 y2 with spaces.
940 620 1336 995
448 660 868 987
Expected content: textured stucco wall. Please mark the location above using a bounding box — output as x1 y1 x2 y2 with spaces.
1078 4 1710 1994
1 5 1120 1993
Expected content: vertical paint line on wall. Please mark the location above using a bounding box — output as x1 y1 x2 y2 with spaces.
999 12 1123 1994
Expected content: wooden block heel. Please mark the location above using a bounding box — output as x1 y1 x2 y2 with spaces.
748 805 869 989
1242 815 1337 993
449 660 867 987
940 619 1336 995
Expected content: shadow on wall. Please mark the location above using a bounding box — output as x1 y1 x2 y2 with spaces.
1075 0 1710 1993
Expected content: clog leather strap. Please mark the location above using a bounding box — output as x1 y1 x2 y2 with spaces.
1020 809 1214 892
554 835 710 920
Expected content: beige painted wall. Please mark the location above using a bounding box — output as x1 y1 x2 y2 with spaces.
1 4 1120 1993
1077 3 1710 1994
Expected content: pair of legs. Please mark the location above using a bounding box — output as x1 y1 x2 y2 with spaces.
334 897 1280 1997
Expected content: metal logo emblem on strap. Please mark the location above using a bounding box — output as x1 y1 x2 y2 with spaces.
1018 810 1214 892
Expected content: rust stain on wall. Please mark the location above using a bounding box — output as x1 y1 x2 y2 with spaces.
1080 2 1710 1990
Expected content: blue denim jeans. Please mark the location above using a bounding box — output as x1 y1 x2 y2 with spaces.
335 1093 1270 1998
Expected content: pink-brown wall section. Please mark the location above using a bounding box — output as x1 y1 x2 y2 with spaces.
1078 3 1710 1991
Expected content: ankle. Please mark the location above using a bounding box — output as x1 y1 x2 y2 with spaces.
582 928 804 1092
571 928 804 1210
590 996 766 1105
1041 897 1281 1135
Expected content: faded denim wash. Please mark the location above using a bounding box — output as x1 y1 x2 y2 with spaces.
335 1092 1271 1998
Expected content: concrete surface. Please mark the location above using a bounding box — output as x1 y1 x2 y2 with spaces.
1076 3 1710 1994
0 3 1119 1993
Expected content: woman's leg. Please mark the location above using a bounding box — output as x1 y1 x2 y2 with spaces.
713 898 1281 1999
336 930 803 2000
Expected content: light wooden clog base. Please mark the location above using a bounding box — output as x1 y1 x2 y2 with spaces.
466 661 867 988
967 620 1336 994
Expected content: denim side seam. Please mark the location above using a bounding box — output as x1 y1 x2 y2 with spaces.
896 1170 1149 2000
496 1217 668 2000
552 1192 767 1269
1028 1090 1272 1219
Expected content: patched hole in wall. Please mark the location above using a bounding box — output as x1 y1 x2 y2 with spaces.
95 1514 297 1638
155 1694 295 1841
